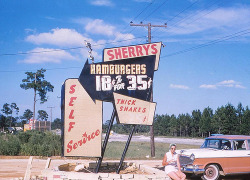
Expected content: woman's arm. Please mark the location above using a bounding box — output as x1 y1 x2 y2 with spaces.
177 154 181 171
162 154 168 166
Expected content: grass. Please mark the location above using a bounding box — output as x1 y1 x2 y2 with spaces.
103 141 199 160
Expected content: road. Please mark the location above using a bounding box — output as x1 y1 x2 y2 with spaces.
107 133 204 146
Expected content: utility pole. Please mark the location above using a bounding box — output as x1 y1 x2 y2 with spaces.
33 73 37 122
47 106 55 122
47 106 55 131
130 22 167 157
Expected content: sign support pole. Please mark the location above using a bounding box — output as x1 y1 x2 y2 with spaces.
95 107 117 173
130 22 166 157
116 125 136 174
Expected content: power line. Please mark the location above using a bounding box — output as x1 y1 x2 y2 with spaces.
168 0 220 29
1 28 249 74
151 0 220 37
0 36 146 57
1 27 249 74
114 0 156 44
130 22 167 43
1 47 83 56
184 1 223 26
122 0 169 42
0 2 158 58
141 0 169 22
151 0 201 39
0 67 81 73
132 0 156 22
0 1 210 58
166 0 199 24
162 28 250 58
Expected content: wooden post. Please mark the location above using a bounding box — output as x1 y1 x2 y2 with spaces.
45 158 51 169
24 156 33 180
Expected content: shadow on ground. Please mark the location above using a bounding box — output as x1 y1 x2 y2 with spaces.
153 166 249 180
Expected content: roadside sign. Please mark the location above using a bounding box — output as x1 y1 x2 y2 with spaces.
62 79 102 157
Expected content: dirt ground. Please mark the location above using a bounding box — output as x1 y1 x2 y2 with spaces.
0 156 249 180
0 156 108 179
0 156 161 180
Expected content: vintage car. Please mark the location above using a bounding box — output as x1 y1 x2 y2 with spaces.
179 135 250 180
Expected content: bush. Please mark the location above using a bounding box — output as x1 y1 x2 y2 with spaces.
0 134 21 155
0 130 61 156
18 130 34 143
19 131 61 156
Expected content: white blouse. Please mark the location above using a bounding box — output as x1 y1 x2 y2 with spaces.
164 151 178 174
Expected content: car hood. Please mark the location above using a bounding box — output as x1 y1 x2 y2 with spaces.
178 148 220 158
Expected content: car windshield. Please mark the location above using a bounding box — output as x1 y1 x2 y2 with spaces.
200 139 231 150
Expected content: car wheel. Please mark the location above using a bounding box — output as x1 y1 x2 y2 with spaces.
202 164 220 180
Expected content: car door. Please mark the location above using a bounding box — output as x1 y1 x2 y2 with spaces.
226 140 250 174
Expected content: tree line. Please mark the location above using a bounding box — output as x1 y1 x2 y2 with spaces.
103 103 250 137
153 103 250 137
0 103 47 128
0 103 61 131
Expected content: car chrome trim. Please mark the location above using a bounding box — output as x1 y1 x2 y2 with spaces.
225 171 250 175
182 166 204 174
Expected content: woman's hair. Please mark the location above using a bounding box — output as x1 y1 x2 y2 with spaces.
169 143 176 149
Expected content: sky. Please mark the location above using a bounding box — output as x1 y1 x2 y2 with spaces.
0 0 250 123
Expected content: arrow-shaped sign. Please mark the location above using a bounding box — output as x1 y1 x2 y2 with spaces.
78 55 156 102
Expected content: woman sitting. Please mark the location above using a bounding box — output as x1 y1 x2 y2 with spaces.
162 144 186 180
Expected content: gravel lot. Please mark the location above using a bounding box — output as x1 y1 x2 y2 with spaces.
108 133 204 146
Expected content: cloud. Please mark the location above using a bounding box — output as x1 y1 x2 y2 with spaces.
85 19 115 36
217 80 237 86
25 28 36 34
167 7 250 36
85 19 135 45
199 84 217 89
26 28 90 47
90 0 114 7
24 20 136 64
170 84 190 90
200 80 246 89
110 32 136 45
20 48 77 64
71 17 91 26
25 28 106 63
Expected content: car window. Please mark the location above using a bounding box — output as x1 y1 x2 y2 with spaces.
233 140 246 150
221 140 231 150
201 139 220 149
248 140 250 150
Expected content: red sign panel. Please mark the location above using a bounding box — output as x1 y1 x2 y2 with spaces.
114 93 156 125
103 42 162 70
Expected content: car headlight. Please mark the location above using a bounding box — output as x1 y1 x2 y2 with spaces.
190 153 195 161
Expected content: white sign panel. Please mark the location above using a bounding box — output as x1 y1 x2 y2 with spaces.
103 42 162 70
62 79 102 157
113 93 156 125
